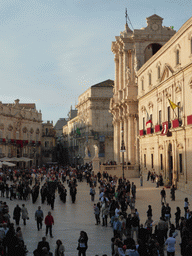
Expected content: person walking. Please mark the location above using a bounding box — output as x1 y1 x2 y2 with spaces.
55 239 65 256
35 206 44 231
13 204 21 225
184 198 190 218
77 231 88 256
175 207 181 229
160 188 166 203
170 185 176 201
165 232 176 256
147 205 153 218
45 211 54 238
21 204 29 226
90 186 95 201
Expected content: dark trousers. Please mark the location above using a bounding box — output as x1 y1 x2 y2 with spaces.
95 214 99 224
46 225 52 236
102 216 108 226
37 217 42 230
167 252 175 256
15 217 20 225
78 248 86 256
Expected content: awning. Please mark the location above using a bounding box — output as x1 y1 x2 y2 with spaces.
0 161 16 167
19 157 33 162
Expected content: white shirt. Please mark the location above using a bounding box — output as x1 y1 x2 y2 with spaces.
165 237 176 252
115 208 120 217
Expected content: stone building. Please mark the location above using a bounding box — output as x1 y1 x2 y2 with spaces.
63 79 114 165
137 17 192 193
0 99 42 167
41 121 56 165
109 14 175 169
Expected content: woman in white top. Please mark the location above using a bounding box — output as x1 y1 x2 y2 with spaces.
55 239 65 256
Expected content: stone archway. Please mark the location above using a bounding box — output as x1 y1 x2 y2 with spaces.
144 43 162 63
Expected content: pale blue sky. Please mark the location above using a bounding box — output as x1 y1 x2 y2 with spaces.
1 0 191 124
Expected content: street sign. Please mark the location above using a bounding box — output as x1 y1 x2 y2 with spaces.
120 150 126 153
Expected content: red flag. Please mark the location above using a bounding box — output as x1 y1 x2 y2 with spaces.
161 122 168 136
146 120 152 125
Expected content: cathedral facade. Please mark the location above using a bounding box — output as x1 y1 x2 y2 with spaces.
110 15 175 169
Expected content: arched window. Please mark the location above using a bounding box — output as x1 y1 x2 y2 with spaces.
149 73 152 86
158 66 161 79
176 49 180 65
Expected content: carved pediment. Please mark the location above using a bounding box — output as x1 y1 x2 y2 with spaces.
159 145 163 150
8 125 13 131
177 143 183 149
141 106 146 112
30 128 34 134
160 63 174 82
148 101 153 109
22 127 28 133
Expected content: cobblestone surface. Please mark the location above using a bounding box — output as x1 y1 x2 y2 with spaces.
5 178 192 256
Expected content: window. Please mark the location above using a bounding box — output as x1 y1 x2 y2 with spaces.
158 66 161 79
143 117 145 130
179 154 183 173
160 154 163 170
191 38 192 54
142 80 144 91
149 73 152 86
177 102 181 120
176 49 180 65
168 106 171 128
159 110 162 125
45 128 48 135
16 131 19 140
151 154 154 168
150 114 153 127
144 154 146 167
45 141 49 148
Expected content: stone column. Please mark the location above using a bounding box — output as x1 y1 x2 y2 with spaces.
119 50 123 90
134 115 138 165
123 49 128 88
131 50 135 82
128 115 132 163
124 116 128 163
113 120 117 163
114 53 119 94
116 120 120 163
183 135 187 183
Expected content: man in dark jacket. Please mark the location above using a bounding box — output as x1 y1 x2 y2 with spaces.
13 204 21 225
37 237 50 254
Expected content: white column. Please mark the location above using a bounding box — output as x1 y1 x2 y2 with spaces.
119 51 123 90
128 115 132 163
134 115 138 165
124 117 128 163
124 49 128 88
114 53 119 94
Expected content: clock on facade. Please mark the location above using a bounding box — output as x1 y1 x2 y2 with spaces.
152 24 159 31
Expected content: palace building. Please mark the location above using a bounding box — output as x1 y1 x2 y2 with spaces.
137 16 192 193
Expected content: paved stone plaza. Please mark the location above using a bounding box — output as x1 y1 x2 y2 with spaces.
5 178 192 255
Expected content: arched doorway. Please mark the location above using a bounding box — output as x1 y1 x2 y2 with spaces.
144 43 162 63
168 143 173 185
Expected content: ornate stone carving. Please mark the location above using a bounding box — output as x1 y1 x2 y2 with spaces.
148 101 153 109
159 145 164 150
177 143 183 149
22 127 27 133
126 67 131 83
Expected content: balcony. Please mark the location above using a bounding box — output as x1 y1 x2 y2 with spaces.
139 130 146 136
155 124 162 133
172 119 182 128
187 115 192 125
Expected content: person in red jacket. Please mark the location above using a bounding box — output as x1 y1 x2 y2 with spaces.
45 211 54 238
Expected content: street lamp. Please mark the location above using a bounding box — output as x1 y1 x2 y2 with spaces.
120 124 126 180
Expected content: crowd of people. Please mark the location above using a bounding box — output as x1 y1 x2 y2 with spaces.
0 164 191 255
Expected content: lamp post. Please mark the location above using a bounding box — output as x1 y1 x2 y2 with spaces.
120 124 126 180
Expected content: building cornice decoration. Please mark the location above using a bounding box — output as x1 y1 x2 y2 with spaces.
148 101 153 109
0 124 4 130
189 78 192 90
141 106 146 112
159 145 164 150
8 125 13 131
30 128 34 134
157 96 162 103
22 127 27 133
177 143 183 149
175 82 182 93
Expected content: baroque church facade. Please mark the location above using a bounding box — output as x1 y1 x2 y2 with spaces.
109 14 175 168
